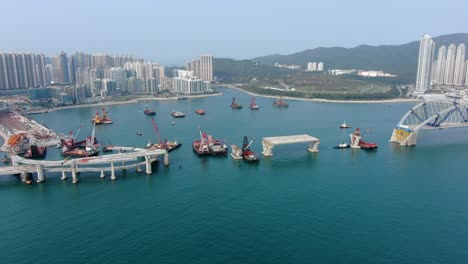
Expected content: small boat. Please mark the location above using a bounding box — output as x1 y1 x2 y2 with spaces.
171 111 185 118
333 142 351 149
24 145 47 159
273 96 288 107
171 121 175 126
241 136 260 162
231 97 242 109
195 109 206 115
340 121 352 129
144 102 156 116
137 132 143 136
249 97 260 110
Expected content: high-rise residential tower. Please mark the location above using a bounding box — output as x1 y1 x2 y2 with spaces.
186 55 213 82
444 44 457 85
57 51 70 84
415 34 434 93
200 55 213 82
436 46 446 84
453 44 466 85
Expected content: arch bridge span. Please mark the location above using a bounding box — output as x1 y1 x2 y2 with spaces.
390 100 468 145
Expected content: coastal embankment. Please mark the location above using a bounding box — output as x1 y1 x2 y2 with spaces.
221 84 421 104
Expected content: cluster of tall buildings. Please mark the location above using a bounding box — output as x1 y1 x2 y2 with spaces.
172 70 212 95
167 55 214 95
307 62 324 72
415 34 468 93
0 52 47 90
185 55 214 82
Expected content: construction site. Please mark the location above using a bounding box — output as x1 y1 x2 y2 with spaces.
0 112 60 154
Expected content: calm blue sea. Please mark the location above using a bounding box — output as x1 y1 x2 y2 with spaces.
1 88 468 264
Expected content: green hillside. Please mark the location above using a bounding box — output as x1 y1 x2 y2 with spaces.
252 33 468 82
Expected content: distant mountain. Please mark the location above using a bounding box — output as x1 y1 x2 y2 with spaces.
251 33 468 82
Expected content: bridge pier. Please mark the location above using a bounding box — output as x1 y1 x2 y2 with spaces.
71 165 79 184
111 162 116 180
145 156 152 174
389 128 418 146
20 171 27 182
350 135 361 149
100 170 105 179
61 171 67 180
307 142 320 152
164 152 169 166
36 164 45 183
261 140 274 156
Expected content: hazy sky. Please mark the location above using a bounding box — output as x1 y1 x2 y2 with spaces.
1 0 467 65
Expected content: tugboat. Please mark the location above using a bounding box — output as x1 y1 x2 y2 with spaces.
92 108 113 124
333 142 351 149
350 128 378 150
241 136 259 162
340 121 352 129
171 111 185 118
231 97 242 109
249 97 260 110
193 127 227 156
24 145 47 159
273 96 288 107
146 118 182 152
144 102 156 116
195 109 206 115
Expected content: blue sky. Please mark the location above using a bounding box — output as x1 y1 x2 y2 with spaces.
1 0 467 65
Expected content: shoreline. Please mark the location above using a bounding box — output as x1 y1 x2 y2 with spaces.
219 84 421 104
46 92 222 113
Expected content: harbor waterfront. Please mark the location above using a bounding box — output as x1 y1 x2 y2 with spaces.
2 87 468 263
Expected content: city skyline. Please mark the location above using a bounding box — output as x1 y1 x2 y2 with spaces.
1 0 467 65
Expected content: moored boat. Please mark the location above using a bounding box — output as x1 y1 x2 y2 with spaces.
92 108 113 124
249 97 260 110
231 97 242 109
171 111 185 118
273 96 288 107
333 142 351 149
195 109 206 115
144 102 156 116
340 121 352 129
